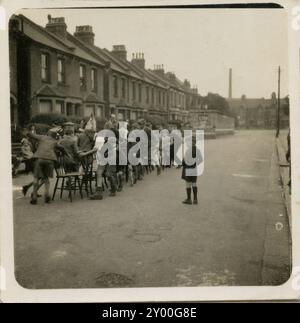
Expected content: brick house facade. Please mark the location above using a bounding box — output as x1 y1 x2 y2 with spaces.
9 14 205 128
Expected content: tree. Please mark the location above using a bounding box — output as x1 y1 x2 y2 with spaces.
203 92 231 116
283 95 289 116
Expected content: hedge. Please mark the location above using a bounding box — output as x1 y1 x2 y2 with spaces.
32 123 51 135
30 113 68 126
30 113 107 131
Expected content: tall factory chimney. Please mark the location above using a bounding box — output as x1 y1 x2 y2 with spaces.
229 68 232 99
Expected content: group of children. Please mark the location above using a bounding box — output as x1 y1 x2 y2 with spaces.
19 115 202 205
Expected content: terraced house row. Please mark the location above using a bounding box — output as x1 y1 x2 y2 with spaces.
9 14 203 128
10 15 201 125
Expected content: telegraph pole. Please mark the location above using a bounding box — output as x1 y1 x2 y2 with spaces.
276 66 281 137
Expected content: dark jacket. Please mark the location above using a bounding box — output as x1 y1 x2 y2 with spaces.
77 133 94 152
27 133 64 162
59 135 79 161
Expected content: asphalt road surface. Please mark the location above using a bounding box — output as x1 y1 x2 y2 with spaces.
12 130 291 289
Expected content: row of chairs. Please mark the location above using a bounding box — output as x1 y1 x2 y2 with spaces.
52 154 165 202
52 154 98 202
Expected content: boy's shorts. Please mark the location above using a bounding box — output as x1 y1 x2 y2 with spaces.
34 159 54 179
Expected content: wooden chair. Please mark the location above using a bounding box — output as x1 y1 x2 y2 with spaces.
79 154 97 196
52 156 83 202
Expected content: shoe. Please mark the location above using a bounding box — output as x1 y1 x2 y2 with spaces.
109 191 116 197
182 199 192 205
117 187 123 192
90 193 103 200
22 186 28 196
193 199 198 205
45 196 51 204
31 193 42 198
89 188 103 200
30 199 37 205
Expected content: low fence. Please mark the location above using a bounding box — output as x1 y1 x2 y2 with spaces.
189 110 235 138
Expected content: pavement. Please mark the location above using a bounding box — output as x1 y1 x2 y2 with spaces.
275 129 291 226
12 130 291 289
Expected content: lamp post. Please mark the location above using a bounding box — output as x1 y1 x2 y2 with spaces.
276 66 281 138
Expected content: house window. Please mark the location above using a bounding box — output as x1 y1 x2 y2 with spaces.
113 75 118 97
118 110 125 121
151 87 154 104
80 64 86 89
132 81 136 100
57 58 65 83
66 103 73 116
91 68 97 92
41 53 50 82
121 78 126 98
126 79 129 101
74 105 81 116
138 83 142 102
146 86 149 103
96 105 103 118
55 101 64 114
131 111 137 120
39 100 52 113
84 105 95 117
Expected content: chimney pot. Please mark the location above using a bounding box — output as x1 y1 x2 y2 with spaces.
46 15 67 38
74 25 95 45
112 45 127 60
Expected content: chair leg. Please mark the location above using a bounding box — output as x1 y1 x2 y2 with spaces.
73 177 77 195
60 178 65 199
77 177 83 199
84 177 89 196
68 178 72 202
79 176 86 197
52 178 59 201
89 179 93 194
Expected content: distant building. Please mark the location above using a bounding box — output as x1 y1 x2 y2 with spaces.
227 94 289 129
226 69 289 129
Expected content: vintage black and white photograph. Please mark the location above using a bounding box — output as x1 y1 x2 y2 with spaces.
8 6 292 291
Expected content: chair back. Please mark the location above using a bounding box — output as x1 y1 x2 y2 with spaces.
80 154 95 176
55 155 66 176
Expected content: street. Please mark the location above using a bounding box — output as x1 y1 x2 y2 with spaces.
12 130 291 288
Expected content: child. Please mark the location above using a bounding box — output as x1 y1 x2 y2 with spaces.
181 135 203 205
26 129 66 205
21 130 44 197
59 129 79 172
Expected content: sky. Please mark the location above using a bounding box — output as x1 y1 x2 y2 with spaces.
21 8 289 99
